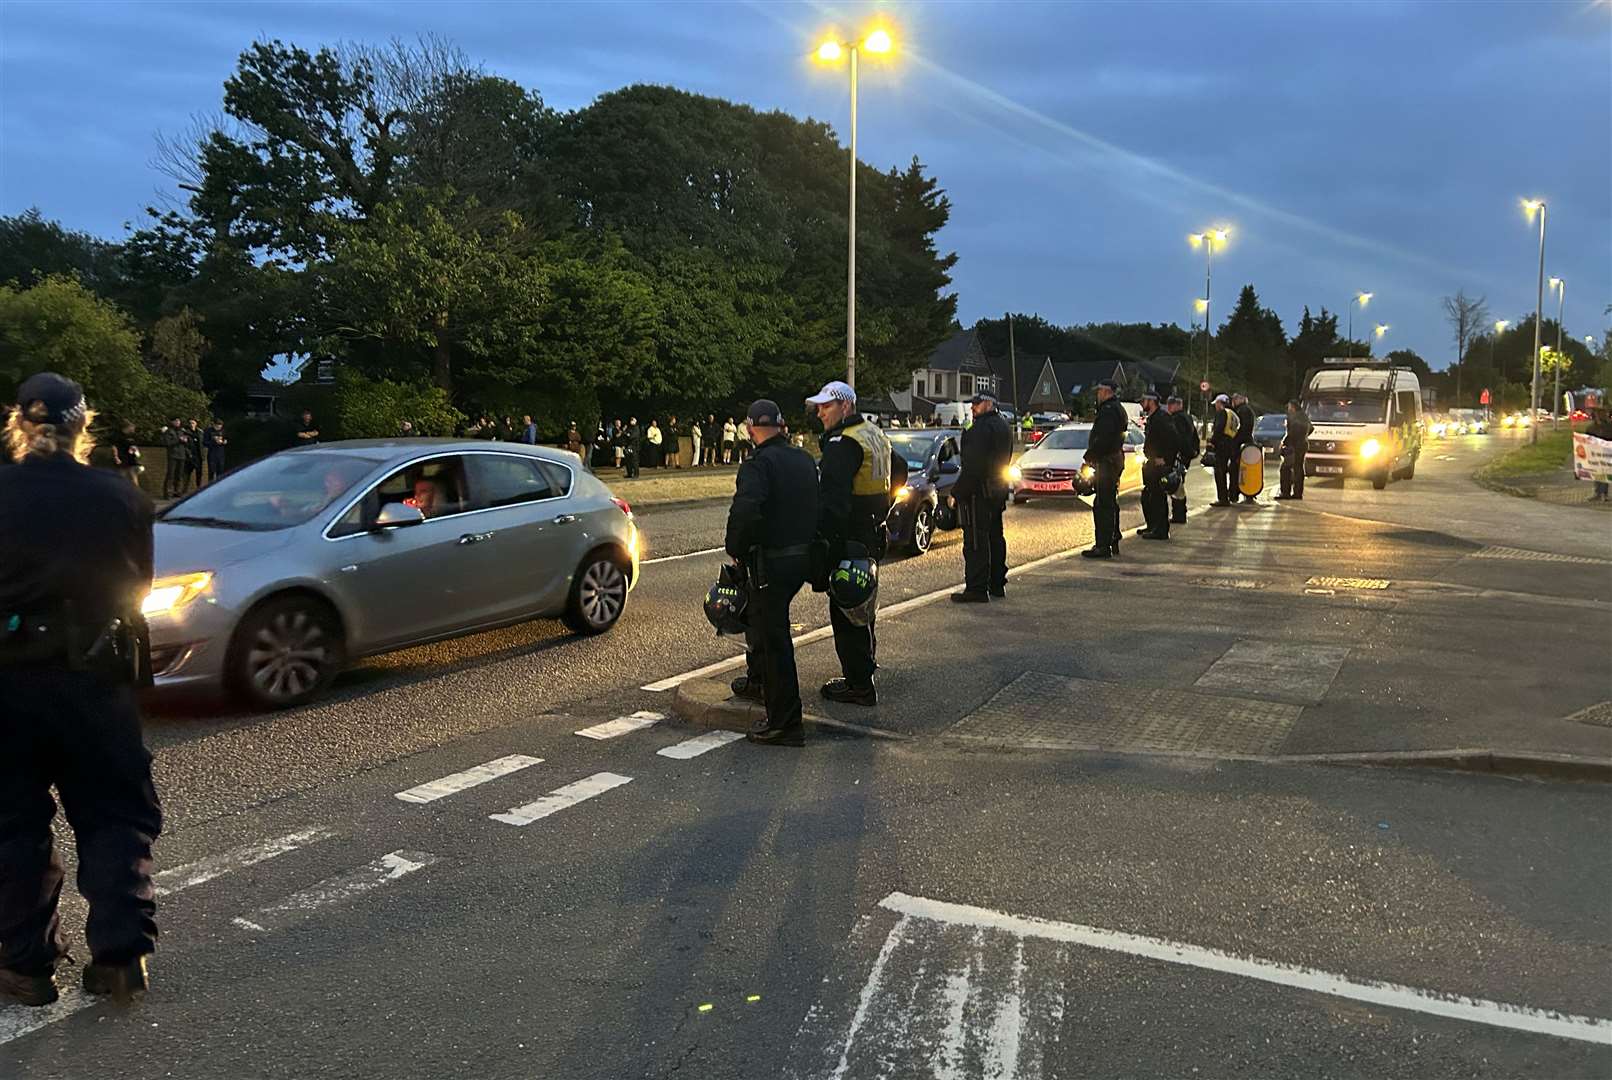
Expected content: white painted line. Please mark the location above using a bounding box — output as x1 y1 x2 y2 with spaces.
830 914 913 1080
644 545 725 565
0 986 95 1046
575 711 664 740
394 754 543 804
490 771 633 826
231 850 436 933
879 892 1612 1046
658 730 746 759
153 825 339 896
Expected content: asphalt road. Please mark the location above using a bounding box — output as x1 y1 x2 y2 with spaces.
6 431 1610 1079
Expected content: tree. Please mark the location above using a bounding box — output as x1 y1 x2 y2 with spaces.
1217 284 1287 401
1384 348 1432 382
1287 306 1343 397
331 367 462 438
146 307 208 390
1441 289 1490 404
0 209 125 293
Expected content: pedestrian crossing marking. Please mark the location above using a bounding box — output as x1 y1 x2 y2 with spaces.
575 711 664 740
658 730 746 759
395 754 543 804
490 771 633 826
154 825 340 896
231 850 437 934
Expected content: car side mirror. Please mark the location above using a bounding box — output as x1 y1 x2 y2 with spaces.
372 502 425 530
939 460 961 476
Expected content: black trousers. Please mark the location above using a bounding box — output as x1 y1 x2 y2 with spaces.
1212 447 1235 503
960 494 1007 594
829 593 878 689
207 454 225 483
1091 459 1122 552
624 450 639 478
0 668 162 975
744 553 809 728
1141 463 1170 536
1280 448 1305 497
163 456 186 497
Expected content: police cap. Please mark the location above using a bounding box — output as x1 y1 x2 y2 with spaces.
16 372 87 426
746 399 783 428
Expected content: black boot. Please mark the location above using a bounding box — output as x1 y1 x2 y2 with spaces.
0 967 58 1007
729 675 765 702
821 678 877 706
950 590 989 604
746 720 804 747
83 957 148 1002
1081 546 1113 559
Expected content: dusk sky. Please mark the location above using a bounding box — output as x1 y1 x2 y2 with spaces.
3 0 1608 371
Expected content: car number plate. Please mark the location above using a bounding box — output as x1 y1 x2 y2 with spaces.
1315 465 1343 475
1028 481 1069 492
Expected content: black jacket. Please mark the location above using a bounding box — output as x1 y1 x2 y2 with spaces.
0 453 153 627
1085 396 1127 463
1281 411 1313 456
1171 411 1199 463
1142 407 1179 464
1234 403 1257 450
724 434 820 559
818 414 888 554
955 410 1012 500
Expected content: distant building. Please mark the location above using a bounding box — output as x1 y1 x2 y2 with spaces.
897 328 1001 417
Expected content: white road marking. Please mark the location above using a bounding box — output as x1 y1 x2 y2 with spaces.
575 711 663 740
982 937 1028 1079
153 825 339 896
880 892 1612 1046
830 914 912 1080
658 730 746 759
0 986 94 1046
231 850 436 933
394 755 543 804
490 772 633 826
931 932 977 1078
644 545 725 564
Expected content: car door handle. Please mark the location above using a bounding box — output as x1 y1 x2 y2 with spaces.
458 531 495 545
552 514 577 525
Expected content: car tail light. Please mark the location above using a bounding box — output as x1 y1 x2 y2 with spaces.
611 497 633 517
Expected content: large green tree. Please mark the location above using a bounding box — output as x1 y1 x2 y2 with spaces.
1217 284 1287 400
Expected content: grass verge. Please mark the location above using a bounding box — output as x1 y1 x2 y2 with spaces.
1475 429 1573 483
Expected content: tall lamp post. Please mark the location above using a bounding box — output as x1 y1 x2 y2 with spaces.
1347 292 1373 357
1522 198 1547 445
1549 277 1565 428
1373 324 1390 356
814 26 894 391
1491 320 1509 414
1188 228 1229 422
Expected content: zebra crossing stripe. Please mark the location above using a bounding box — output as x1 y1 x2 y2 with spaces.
490 772 633 826
153 825 339 896
658 730 746 759
575 711 664 740
231 851 437 933
395 754 543 804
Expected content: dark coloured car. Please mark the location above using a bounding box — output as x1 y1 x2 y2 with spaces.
885 429 963 555
1252 413 1286 454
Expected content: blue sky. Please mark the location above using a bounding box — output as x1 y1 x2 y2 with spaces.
2 0 1608 369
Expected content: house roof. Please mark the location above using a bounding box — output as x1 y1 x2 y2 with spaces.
924 328 992 374
1124 357 1185 390
987 353 1056 410
1053 360 1124 396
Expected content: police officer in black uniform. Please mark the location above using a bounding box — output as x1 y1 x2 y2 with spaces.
724 400 820 745
1166 395 1198 524
1136 390 1181 540
0 373 162 1007
1209 394 1238 506
952 391 1013 602
807 380 891 706
1276 398 1312 500
1081 379 1127 559
1232 392 1259 503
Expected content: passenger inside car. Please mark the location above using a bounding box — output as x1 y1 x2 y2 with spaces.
409 478 441 518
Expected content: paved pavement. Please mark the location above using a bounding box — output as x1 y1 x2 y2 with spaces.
5 431 1610 1078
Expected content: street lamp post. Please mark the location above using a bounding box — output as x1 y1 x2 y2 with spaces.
1348 292 1373 358
814 27 893 391
1188 228 1229 421
1549 277 1565 429
1373 324 1389 355
1491 320 1509 415
1523 198 1547 444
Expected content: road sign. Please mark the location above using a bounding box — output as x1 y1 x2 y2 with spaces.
1199 380 1210 392
1480 388 1491 405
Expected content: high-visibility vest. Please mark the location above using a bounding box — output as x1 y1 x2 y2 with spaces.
844 419 891 497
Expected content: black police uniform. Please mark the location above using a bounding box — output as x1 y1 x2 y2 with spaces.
725 427 819 736
1139 404 1181 538
1084 395 1127 555
818 413 889 695
1209 405 1238 504
622 422 641 478
0 389 162 1002
1169 409 1199 523
1233 400 1258 501
1279 409 1312 499
955 406 1012 597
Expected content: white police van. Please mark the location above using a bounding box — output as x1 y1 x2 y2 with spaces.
1302 359 1422 490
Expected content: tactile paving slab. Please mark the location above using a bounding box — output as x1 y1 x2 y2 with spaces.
1563 701 1612 728
1194 640 1352 705
947 671 1302 755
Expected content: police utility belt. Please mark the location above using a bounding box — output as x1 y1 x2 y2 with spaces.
746 543 824 591
0 609 150 685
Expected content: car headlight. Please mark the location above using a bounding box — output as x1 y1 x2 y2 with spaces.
1007 465 1022 483
1359 439 1381 460
141 571 213 616
893 485 911 502
1519 416 1531 427
1431 423 1446 436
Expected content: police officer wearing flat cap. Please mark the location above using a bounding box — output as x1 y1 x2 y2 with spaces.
1136 390 1180 540
0 373 162 1007
724 400 819 745
952 391 1012 603
1082 378 1127 559
1166 395 1199 524
807 379 891 706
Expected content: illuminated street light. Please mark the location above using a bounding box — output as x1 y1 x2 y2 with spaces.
1490 320 1510 412
1193 297 1209 315
1373 324 1390 353
813 25 897 389
1188 227 1230 419
1549 277 1565 428
1347 291 1373 358
1521 197 1547 443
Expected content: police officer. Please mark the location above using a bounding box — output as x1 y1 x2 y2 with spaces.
1232 392 1258 503
952 391 1013 602
724 400 820 745
1209 394 1239 506
1276 398 1312 500
1136 391 1180 540
807 380 890 705
1166 395 1198 524
1081 379 1127 559
0 373 162 1007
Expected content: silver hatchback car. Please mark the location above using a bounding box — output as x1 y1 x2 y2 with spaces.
144 440 640 708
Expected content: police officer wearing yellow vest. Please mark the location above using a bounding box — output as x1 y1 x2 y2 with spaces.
806 380 891 706
0 373 162 1007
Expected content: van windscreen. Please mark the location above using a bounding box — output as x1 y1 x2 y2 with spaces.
1305 394 1386 423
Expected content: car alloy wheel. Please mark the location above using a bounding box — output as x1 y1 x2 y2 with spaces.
911 504 934 554
233 597 342 708
566 553 628 634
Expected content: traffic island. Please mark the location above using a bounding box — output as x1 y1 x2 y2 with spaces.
669 677 908 741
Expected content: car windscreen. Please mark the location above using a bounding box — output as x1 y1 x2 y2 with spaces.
887 433 939 470
1255 415 1286 431
1305 395 1386 424
1037 429 1090 450
162 453 375 531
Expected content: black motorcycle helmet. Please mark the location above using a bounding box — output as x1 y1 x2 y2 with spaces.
703 562 749 637
1072 462 1098 497
1163 463 1185 495
829 547 878 627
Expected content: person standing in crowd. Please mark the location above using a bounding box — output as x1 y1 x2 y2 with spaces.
952 392 1013 603
1166 395 1198 524
564 421 585 459
519 415 538 445
690 417 702 468
203 419 227 484
704 415 720 465
160 417 188 498
296 409 320 448
724 400 820 746
645 419 663 467
1276 399 1312 500
1136 391 1180 540
735 420 752 461
112 420 142 488
398 420 415 437
623 416 641 478
0 373 163 1006
1232 392 1258 503
612 419 625 469
1208 394 1239 507
184 419 204 491
721 416 738 464
1081 379 1127 559
1586 394 1612 502
807 380 891 706
665 415 682 468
